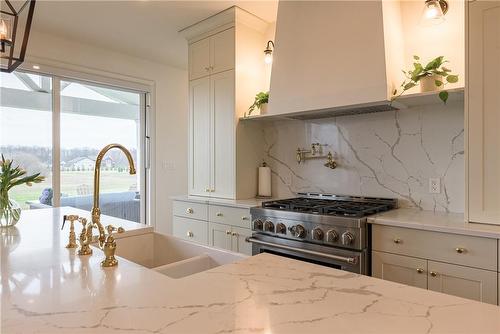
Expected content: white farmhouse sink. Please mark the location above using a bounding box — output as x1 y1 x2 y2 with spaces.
112 232 246 279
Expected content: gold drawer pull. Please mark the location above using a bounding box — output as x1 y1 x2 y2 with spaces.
430 271 438 277
186 208 194 214
416 268 424 274
225 230 231 235
455 247 466 254
205 188 210 192
231 232 238 237
241 216 249 220
393 238 402 244
186 231 194 238
216 212 223 217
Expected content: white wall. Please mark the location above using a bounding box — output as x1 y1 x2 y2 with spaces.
25 30 188 235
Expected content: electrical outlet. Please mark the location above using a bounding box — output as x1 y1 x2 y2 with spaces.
429 178 441 194
162 161 175 171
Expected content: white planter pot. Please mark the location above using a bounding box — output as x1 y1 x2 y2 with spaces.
420 75 443 93
259 103 268 115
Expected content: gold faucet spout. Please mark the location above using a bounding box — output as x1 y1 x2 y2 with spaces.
91 144 136 250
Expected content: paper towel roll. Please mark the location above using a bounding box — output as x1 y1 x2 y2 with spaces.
258 166 272 197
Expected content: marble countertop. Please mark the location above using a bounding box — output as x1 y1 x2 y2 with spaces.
368 208 500 239
3 208 500 333
170 195 273 209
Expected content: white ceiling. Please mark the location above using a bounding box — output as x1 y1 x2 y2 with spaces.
30 1 278 70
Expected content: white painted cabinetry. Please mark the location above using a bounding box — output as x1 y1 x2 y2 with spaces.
467 1 500 225
173 199 253 256
183 7 267 200
372 225 498 305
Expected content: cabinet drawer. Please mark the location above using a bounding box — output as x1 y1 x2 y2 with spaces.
172 216 208 245
372 251 427 289
208 205 251 229
372 225 497 271
173 200 208 220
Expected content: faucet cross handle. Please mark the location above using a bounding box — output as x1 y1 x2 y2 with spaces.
100 225 125 268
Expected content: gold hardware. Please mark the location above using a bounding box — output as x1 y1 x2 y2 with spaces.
76 144 136 267
205 188 210 192
226 230 231 235
393 238 402 244
187 230 194 238
416 268 424 274
241 216 249 220
205 67 210 71
186 208 194 214
455 247 466 254
324 152 337 170
216 212 223 217
210 189 215 193
101 225 124 267
430 271 438 277
64 215 79 249
231 232 238 237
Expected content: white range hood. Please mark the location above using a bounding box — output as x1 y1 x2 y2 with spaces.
267 1 403 118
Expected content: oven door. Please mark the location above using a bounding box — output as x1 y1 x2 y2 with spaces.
247 234 367 274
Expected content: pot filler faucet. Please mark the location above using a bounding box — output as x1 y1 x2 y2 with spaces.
75 143 136 267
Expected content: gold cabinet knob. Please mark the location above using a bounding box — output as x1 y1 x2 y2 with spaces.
416 268 424 274
231 232 238 237
393 238 402 244
205 188 210 192
455 247 466 254
186 231 194 238
225 230 231 235
241 216 249 220
430 271 438 277
205 67 210 71
216 212 223 217
186 208 194 214
210 189 215 193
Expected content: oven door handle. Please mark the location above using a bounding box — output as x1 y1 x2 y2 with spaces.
245 237 358 265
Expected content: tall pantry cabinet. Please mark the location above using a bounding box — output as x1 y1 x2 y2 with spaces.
181 7 268 200
466 1 500 224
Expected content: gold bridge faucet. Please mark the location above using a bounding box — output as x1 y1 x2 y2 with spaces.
78 143 136 267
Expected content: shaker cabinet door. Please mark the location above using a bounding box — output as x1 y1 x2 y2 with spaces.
189 38 211 80
208 222 232 251
372 251 427 289
210 28 235 75
467 1 500 224
230 226 252 256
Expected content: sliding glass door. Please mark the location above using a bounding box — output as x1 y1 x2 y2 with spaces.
0 70 148 224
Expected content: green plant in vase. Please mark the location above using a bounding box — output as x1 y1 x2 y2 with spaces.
247 91 269 116
392 55 459 104
0 155 45 227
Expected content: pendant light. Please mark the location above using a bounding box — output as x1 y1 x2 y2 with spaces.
1 0 36 72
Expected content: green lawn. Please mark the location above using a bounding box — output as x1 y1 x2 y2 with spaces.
10 170 138 209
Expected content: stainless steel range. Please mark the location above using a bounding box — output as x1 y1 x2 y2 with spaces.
247 193 397 275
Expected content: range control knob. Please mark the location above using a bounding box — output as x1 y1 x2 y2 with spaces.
276 223 287 234
326 229 339 243
312 227 324 241
264 220 275 233
253 219 263 231
341 232 355 246
289 225 306 238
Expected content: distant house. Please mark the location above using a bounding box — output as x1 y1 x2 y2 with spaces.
102 156 114 168
65 157 95 170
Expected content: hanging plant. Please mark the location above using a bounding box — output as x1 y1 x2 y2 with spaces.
392 55 459 104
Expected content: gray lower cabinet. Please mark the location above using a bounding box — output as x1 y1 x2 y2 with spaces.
427 261 497 305
208 222 252 255
372 251 427 289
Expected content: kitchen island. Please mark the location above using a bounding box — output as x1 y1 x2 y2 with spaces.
2 208 500 333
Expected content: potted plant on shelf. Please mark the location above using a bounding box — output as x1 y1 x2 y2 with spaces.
247 91 269 117
392 55 459 104
0 155 45 227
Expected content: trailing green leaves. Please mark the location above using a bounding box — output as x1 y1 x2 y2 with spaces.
392 55 459 105
247 91 269 116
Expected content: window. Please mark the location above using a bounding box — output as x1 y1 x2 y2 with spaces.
0 70 148 224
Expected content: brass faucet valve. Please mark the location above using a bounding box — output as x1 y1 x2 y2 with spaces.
63 214 79 249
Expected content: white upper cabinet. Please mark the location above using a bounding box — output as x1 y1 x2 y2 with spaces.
210 28 235 75
182 6 267 200
189 38 211 80
467 1 500 224
188 28 235 80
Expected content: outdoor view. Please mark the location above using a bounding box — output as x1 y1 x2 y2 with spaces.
0 71 143 223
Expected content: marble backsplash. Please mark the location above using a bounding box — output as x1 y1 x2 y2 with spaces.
262 101 464 213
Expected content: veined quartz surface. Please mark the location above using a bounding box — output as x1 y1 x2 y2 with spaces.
262 102 464 213
3 208 500 334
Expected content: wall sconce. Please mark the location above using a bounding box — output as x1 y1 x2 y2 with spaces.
421 0 448 26
1 0 36 73
264 40 274 64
